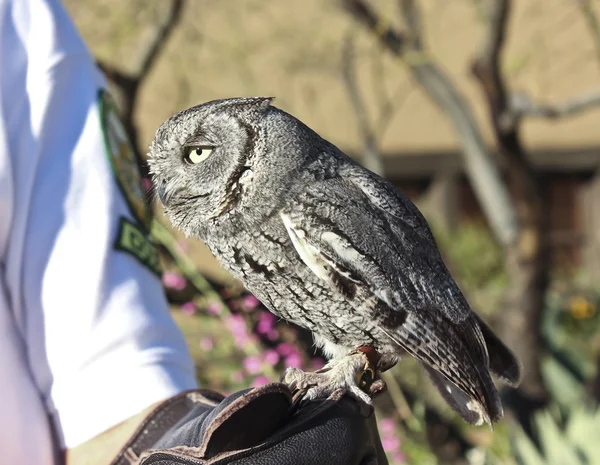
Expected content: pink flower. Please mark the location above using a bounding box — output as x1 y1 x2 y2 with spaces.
231 370 244 383
256 311 276 334
226 314 247 334
263 349 280 365
276 342 297 357
199 337 214 351
381 437 400 452
266 328 279 340
379 418 396 435
142 177 152 193
225 314 257 348
181 301 197 315
162 271 186 290
242 295 260 311
391 451 406 463
311 357 326 370
284 352 303 369
252 376 270 387
206 301 222 316
220 288 231 299
243 355 263 374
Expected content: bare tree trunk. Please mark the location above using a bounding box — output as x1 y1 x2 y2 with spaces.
342 0 518 248
471 0 549 402
98 0 185 171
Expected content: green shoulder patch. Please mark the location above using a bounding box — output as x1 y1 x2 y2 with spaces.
99 90 153 231
114 217 162 277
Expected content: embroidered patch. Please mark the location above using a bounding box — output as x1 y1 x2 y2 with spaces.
99 90 152 231
115 217 162 277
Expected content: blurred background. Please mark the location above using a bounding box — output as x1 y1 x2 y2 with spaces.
65 0 600 463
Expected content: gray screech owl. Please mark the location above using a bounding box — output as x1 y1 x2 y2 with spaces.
148 97 521 426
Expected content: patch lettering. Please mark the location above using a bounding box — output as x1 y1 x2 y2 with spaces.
115 217 162 277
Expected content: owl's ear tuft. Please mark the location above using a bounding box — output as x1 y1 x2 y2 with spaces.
234 97 274 123
249 96 274 111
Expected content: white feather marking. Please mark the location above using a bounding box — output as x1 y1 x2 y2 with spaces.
321 231 363 263
280 213 330 282
466 399 485 426
314 334 350 360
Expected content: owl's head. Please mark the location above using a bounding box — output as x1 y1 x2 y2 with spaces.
148 97 276 237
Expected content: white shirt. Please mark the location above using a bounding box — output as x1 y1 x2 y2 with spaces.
0 0 197 463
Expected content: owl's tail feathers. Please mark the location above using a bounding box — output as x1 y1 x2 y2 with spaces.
473 313 522 387
422 363 502 427
380 312 505 427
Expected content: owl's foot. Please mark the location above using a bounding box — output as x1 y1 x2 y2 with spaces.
280 349 386 410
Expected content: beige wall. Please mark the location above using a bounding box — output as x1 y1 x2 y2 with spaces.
67 0 600 159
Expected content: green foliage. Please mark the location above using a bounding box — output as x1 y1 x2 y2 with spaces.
436 223 506 290
541 288 599 408
513 405 600 465
434 222 508 317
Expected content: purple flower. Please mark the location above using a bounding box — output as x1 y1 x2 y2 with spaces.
252 376 270 387
162 271 186 290
181 301 198 315
199 337 214 351
263 349 280 365
284 352 303 369
243 355 263 375
206 301 222 316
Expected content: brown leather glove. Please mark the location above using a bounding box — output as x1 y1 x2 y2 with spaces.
111 383 388 465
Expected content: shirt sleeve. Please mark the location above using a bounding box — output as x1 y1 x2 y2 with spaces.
5 0 198 448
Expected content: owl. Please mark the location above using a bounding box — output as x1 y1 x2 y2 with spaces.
148 97 520 426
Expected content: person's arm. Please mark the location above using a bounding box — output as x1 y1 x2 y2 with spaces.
65 401 162 465
4 0 197 459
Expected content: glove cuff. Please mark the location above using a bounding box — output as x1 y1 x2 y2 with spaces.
110 389 224 465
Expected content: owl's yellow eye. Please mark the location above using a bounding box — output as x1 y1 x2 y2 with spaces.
184 146 213 164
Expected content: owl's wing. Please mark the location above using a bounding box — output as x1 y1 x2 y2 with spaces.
341 165 519 378
341 165 472 317
279 165 520 424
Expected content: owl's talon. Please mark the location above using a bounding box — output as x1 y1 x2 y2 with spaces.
280 352 381 407
357 367 376 393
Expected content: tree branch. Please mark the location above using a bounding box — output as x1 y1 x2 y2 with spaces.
341 33 384 176
511 89 600 119
343 0 518 247
133 0 185 80
577 0 600 66
341 0 406 54
471 0 512 130
98 0 186 180
472 0 550 402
